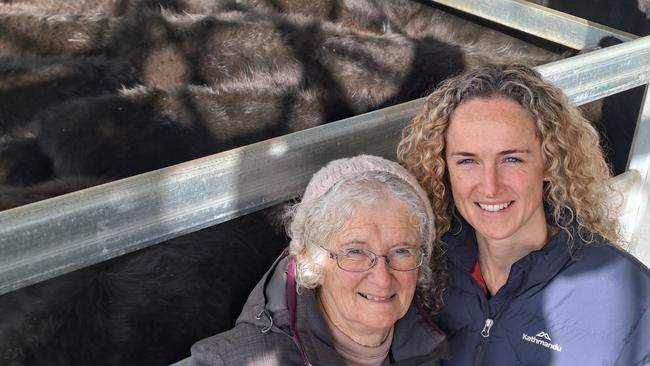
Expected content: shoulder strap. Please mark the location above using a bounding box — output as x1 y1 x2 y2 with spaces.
286 256 309 362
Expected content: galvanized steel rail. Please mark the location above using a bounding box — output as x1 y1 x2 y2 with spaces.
1 36 649 296
0 100 418 295
431 0 637 49
626 81 650 261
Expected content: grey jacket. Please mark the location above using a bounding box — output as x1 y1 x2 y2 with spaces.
189 251 448 365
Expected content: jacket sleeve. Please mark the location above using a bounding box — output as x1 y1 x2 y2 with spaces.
616 304 650 365
188 336 227 366
187 324 305 366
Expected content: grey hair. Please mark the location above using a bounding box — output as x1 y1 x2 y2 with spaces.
285 170 434 296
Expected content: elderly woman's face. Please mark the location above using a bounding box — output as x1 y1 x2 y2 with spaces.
318 196 420 341
445 96 547 245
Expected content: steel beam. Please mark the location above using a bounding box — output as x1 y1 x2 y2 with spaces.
1 37 650 295
431 0 637 49
627 86 650 263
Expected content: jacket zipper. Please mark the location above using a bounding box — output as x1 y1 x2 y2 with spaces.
473 317 495 366
456 255 511 366
472 274 491 366
473 295 513 366
474 320 490 366
480 318 494 337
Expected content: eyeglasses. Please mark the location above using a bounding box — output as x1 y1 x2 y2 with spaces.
319 245 426 272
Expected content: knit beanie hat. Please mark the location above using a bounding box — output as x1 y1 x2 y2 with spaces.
302 154 434 238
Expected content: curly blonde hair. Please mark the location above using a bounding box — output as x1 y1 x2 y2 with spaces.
398 63 623 247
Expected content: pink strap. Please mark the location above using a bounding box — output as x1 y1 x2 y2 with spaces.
286 256 308 360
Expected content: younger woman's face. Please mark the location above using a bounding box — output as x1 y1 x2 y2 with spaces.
445 96 548 246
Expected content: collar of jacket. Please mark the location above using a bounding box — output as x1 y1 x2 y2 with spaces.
443 217 589 297
236 249 448 365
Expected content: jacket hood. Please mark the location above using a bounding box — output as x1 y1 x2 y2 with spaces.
235 248 293 336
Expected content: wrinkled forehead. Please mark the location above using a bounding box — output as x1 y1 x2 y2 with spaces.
331 200 421 246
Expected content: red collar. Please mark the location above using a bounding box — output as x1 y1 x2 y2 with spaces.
471 260 488 295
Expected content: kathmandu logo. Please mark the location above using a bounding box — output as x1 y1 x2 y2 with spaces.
522 330 562 352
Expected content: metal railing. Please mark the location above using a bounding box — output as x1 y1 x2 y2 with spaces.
1 36 649 296
1 0 649 296
430 0 637 49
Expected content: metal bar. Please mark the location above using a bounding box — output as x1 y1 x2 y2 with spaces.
611 170 643 240
627 86 650 263
1 38 650 295
611 170 642 205
430 0 637 50
0 100 420 295
537 36 650 105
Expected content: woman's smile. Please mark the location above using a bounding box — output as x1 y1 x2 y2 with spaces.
358 292 395 302
445 96 548 246
476 201 513 212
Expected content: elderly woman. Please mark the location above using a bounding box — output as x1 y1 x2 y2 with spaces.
189 154 448 365
398 63 650 365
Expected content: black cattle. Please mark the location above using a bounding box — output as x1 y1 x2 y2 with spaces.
527 1 649 174
0 0 220 17
0 53 139 135
103 9 514 89
0 7 115 55
215 0 568 61
0 1 232 56
0 178 289 366
0 0 566 61
5 8 570 184
0 136 52 185
0 9 467 140
1 10 465 181
32 84 338 179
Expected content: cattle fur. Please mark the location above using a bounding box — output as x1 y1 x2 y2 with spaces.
0 53 139 135
0 136 53 185
0 177 288 365
30 81 382 179
0 0 221 17
102 10 476 88
0 8 114 55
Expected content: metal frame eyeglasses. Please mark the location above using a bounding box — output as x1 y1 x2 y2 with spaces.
319 245 426 272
